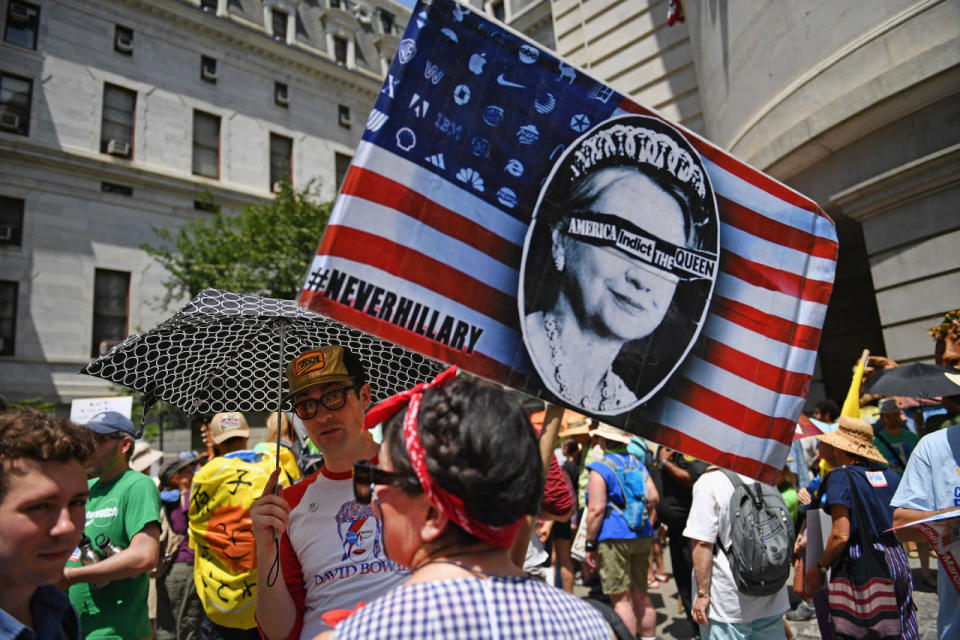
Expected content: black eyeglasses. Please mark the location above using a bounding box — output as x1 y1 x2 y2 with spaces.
294 385 355 420
352 462 415 504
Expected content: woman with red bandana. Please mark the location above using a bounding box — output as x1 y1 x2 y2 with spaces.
317 371 614 639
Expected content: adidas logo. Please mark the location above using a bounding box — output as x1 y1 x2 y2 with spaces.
366 109 389 132
425 153 445 169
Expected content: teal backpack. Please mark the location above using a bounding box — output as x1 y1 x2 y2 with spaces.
599 454 649 532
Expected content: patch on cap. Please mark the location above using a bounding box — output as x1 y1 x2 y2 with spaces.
294 350 326 377
219 413 243 429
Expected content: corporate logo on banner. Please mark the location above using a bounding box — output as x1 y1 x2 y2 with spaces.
298 0 839 483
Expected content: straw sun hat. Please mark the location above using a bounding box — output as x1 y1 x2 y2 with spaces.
816 416 888 466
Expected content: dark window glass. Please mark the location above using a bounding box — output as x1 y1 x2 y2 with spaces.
0 73 32 136
490 0 504 21
0 280 16 355
335 152 351 191
0 196 23 246
201 55 217 82
329 0 342 9
114 25 133 54
269 133 292 189
100 83 136 156
379 10 394 35
4 1 39 50
272 8 287 40
91 269 129 357
274 81 288 107
338 104 351 128
333 36 347 64
192 110 220 178
101 182 133 196
200 0 217 12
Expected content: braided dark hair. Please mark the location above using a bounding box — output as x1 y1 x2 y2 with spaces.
383 377 544 538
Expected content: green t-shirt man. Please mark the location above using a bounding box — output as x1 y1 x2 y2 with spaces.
67 469 160 639
873 427 919 474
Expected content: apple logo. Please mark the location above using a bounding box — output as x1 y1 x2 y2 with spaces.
469 52 486 75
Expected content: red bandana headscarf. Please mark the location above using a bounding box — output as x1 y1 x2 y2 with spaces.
364 367 523 548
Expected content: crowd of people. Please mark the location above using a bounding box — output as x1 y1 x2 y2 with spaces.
1 309 958 640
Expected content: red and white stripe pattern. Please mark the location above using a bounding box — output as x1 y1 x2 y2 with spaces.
300 109 836 484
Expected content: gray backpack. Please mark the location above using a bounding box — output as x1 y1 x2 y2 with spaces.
718 469 794 596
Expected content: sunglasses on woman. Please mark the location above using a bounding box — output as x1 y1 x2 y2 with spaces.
353 462 415 504
293 385 355 420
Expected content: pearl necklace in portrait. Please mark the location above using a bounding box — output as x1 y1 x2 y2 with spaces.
543 313 628 412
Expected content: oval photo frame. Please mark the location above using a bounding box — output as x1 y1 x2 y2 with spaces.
518 115 720 415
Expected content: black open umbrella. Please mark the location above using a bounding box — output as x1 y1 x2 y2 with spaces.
863 362 960 399
79 288 446 429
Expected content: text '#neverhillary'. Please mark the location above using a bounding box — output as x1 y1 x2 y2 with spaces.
304 268 484 354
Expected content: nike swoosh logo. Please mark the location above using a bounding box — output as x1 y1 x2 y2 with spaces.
496 74 526 89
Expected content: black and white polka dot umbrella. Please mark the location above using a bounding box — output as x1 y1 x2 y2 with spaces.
79 288 445 416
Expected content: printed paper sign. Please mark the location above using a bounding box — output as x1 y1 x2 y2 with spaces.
298 0 837 482
891 510 960 595
70 396 133 424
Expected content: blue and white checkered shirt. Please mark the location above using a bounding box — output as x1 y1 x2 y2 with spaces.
333 576 612 639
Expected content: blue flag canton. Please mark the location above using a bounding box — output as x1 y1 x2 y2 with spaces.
364 0 624 224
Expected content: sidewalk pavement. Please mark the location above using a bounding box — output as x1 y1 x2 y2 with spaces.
570 547 941 639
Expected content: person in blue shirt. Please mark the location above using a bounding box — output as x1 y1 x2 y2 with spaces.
0 410 94 640
891 419 960 640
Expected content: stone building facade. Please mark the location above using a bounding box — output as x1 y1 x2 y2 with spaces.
0 0 408 406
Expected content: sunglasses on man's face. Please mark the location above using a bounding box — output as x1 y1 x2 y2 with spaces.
352 462 414 505
93 432 127 444
293 385 355 420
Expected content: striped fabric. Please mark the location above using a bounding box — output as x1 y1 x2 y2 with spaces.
332 576 612 639
298 0 836 483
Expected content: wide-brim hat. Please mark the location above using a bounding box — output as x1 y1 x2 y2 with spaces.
590 423 633 446
816 416 888 465
131 441 164 473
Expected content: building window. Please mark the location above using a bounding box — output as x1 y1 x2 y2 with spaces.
192 110 220 178
91 269 129 357
0 196 24 246
200 0 218 13
0 73 32 136
379 10 395 35
333 36 347 64
488 0 504 21
200 55 217 83
329 0 342 9
269 133 292 191
338 104 351 128
0 280 16 355
100 83 136 157
114 25 133 54
335 152 351 191
4 1 39 50
272 8 287 41
274 81 288 107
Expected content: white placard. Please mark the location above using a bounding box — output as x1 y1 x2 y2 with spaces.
70 396 133 424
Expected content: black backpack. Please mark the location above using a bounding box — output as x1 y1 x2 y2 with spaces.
717 469 794 596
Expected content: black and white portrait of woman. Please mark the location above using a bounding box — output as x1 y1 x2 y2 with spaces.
519 115 720 415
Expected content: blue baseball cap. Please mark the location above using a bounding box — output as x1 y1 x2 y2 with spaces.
85 410 138 438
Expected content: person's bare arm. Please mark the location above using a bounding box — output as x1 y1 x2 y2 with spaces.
691 540 713 626
584 470 606 570
64 523 160 585
251 469 298 640
893 505 960 543
658 447 694 488
645 474 659 509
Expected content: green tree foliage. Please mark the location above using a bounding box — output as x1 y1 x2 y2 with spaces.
142 179 332 305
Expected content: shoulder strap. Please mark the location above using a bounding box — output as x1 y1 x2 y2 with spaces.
599 456 627 499
719 468 743 490
875 432 906 469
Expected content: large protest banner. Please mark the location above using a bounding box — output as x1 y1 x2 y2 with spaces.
298 0 837 482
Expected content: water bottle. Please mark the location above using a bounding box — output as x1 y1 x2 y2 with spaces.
95 534 124 558
78 535 108 588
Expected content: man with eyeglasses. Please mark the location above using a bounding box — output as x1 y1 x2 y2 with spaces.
63 410 162 640
252 346 405 640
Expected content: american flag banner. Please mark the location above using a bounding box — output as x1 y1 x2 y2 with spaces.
298 0 837 483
